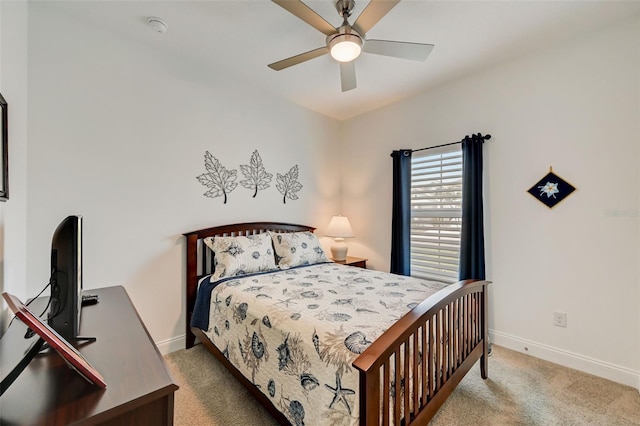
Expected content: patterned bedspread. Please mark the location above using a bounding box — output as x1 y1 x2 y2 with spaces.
196 263 447 425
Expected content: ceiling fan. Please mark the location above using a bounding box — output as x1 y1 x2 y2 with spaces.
268 0 434 92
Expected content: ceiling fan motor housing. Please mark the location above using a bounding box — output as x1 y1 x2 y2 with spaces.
327 24 364 47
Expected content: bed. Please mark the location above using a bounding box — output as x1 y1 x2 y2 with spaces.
184 222 490 425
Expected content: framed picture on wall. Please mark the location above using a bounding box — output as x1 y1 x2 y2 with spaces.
0 93 8 201
527 166 576 209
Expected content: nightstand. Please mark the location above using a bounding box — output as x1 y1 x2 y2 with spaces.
333 256 367 269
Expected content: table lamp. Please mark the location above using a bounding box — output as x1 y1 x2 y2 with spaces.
326 215 354 261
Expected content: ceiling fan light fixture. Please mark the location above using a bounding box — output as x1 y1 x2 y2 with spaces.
329 34 363 62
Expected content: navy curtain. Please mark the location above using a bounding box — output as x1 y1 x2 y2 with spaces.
390 149 412 275
459 134 486 280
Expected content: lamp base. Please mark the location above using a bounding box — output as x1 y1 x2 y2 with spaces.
331 238 348 262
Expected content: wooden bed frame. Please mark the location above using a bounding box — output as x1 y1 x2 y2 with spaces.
184 222 490 426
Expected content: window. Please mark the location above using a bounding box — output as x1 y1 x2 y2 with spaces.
410 146 462 283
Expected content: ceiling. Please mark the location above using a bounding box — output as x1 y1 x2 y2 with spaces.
43 1 640 120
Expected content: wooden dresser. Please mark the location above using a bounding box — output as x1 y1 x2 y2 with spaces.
0 285 178 425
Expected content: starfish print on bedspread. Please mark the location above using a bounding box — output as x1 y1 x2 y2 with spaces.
212 293 223 314
325 373 355 415
276 297 298 308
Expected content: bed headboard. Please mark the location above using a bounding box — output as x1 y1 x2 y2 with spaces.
182 222 316 349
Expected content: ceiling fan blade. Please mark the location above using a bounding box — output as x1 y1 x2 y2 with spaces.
272 0 336 37
268 47 329 71
353 0 401 35
340 61 357 92
363 39 434 61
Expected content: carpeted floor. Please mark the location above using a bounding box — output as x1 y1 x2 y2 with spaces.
164 344 640 425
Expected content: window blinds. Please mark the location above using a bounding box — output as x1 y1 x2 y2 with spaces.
410 146 462 283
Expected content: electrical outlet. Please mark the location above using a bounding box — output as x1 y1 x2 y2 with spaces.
553 311 567 328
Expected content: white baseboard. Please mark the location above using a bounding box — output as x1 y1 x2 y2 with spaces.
156 334 186 355
491 330 640 391
156 330 639 391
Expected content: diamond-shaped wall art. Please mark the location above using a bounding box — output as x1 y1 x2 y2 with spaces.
527 167 576 209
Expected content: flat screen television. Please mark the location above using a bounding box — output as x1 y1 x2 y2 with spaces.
48 215 83 341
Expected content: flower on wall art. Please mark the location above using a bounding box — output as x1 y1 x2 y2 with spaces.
527 167 576 209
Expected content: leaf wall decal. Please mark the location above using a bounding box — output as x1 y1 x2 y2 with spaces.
240 150 273 198
196 151 238 204
276 165 303 204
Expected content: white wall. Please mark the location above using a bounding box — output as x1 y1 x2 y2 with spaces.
26 4 341 352
0 1 29 331
342 17 640 388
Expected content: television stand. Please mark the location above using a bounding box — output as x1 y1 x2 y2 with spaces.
0 286 178 425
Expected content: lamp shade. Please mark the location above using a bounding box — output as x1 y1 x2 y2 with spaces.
326 216 354 238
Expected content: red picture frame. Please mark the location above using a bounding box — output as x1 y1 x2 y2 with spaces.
2 292 106 388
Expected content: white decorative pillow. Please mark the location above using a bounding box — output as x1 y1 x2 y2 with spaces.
204 233 277 281
269 231 329 269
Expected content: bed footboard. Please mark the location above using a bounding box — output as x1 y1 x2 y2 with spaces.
353 279 490 425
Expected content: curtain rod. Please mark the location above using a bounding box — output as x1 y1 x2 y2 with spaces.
412 133 492 153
